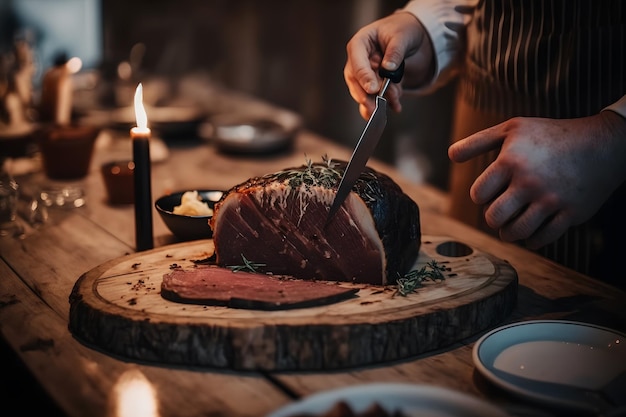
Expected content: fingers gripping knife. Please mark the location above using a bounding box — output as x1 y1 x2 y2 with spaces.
326 61 405 226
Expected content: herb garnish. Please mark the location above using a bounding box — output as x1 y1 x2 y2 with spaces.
227 254 266 273
395 260 446 296
279 154 342 190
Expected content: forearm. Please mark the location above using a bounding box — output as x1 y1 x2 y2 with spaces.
401 0 478 93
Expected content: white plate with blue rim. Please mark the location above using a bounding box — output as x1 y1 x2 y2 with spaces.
266 383 511 417
473 320 626 415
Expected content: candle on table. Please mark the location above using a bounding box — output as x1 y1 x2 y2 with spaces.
40 54 82 125
131 83 153 251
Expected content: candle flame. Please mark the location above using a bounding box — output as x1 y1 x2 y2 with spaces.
112 369 160 417
134 83 148 131
66 57 83 74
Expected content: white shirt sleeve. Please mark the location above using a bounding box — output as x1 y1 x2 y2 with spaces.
602 95 626 119
401 0 478 93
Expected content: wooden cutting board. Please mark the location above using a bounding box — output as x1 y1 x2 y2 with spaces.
69 235 517 371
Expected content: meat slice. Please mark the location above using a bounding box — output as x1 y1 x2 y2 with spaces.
209 159 421 285
161 266 359 310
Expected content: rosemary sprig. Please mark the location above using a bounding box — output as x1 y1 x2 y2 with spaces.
281 155 342 190
321 153 337 169
395 260 446 296
227 254 266 273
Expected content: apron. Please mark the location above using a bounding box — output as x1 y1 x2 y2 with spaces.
446 0 626 283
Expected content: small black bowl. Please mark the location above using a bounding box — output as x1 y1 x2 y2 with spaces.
155 190 224 241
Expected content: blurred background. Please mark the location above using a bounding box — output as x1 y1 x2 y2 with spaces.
0 0 456 191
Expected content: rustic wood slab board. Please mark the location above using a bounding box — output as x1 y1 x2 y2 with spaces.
69 235 517 371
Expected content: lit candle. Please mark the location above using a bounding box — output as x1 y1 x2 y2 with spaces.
131 83 153 251
40 55 75 125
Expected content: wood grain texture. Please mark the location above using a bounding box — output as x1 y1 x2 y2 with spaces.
6 84 626 417
0 258 282 417
68 235 517 371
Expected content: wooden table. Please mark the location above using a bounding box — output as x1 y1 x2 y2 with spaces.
1 93 625 417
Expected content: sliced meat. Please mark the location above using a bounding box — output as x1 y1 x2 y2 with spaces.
161 266 359 310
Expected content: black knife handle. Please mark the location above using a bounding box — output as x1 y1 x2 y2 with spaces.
379 60 405 83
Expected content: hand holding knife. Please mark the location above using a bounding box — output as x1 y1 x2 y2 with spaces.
326 61 405 226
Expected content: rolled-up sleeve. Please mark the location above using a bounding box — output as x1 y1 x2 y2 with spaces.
603 95 626 120
402 0 478 93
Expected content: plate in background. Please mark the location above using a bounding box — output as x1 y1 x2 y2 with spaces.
266 383 511 417
473 320 626 414
206 111 301 154
79 105 207 139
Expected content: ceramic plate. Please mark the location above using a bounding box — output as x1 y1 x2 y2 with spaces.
206 111 301 154
79 106 206 139
473 320 626 413
266 383 510 417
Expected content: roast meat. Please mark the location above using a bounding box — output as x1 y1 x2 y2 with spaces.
209 159 420 285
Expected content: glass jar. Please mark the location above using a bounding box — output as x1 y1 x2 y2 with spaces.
0 157 19 236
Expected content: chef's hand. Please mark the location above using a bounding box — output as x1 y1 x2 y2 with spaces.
448 112 626 249
344 11 435 120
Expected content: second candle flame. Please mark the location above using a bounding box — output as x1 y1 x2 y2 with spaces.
134 83 149 132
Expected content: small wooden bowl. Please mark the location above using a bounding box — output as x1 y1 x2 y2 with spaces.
101 160 135 205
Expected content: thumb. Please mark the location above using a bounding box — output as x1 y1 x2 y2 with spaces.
381 54 403 72
380 39 408 72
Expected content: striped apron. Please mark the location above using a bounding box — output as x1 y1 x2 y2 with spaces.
447 0 626 282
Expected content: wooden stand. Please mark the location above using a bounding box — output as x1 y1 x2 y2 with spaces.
68 235 517 371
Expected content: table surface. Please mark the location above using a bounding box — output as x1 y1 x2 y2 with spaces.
1 90 625 417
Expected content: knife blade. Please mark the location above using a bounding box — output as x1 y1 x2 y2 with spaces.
326 62 404 226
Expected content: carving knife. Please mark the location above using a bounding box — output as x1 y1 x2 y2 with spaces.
326 61 404 225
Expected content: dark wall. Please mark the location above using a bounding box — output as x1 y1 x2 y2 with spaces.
101 1 386 138
101 0 454 189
